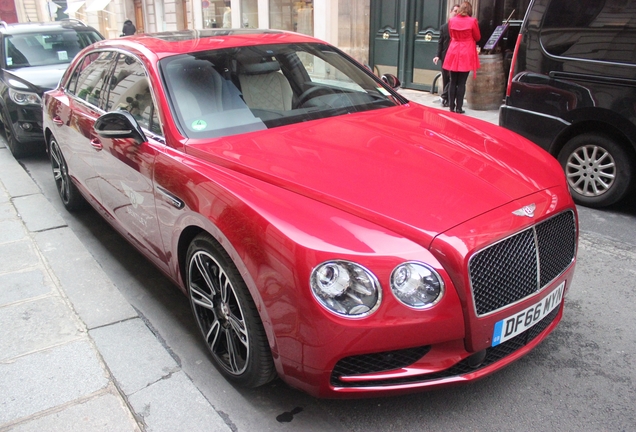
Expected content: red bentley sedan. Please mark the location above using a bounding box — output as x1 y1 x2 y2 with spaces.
43 29 578 398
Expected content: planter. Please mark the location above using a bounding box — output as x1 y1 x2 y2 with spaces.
466 53 505 110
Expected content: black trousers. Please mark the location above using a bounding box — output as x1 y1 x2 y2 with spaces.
449 71 470 110
440 68 451 102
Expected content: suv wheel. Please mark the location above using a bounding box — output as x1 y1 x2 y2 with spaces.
558 133 633 208
1 110 22 158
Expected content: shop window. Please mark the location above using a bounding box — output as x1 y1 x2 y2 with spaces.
269 0 313 35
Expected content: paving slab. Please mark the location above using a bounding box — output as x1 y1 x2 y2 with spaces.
8 392 140 432
0 199 16 219
0 339 110 424
34 227 138 329
0 239 40 274
0 217 27 243
0 148 41 197
128 370 232 432
0 295 84 361
13 193 68 232
0 269 52 306
90 318 180 395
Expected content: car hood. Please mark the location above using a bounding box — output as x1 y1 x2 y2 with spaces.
3 64 68 93
186 104 565 247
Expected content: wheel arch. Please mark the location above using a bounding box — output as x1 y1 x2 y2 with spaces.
175 218 283 365
550 110 636 164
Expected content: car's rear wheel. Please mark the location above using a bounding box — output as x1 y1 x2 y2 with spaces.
558 133 633 208
49 136 86 211
186 234 276 387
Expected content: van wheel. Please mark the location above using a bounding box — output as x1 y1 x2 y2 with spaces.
186 234 276 388
557 133 633 208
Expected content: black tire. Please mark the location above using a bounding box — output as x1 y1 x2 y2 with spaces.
49 136 87 211
186 234 276 387
1 110 31 158
557 133 633 208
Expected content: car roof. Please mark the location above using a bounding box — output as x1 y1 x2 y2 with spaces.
0 20 98 35
89 29 326 60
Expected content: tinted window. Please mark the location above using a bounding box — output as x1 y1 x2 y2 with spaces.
160 43 397 139
72 51 116 108
4 30 102 69
107 54 161 135
541 0 636 64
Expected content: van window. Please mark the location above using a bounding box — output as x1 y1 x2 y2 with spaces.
540 0 636 64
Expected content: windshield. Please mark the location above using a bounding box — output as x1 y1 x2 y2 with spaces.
160 43 400 139
4 30 102 69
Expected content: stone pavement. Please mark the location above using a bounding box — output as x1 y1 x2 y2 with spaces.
0 91 499 431
0 145 232 430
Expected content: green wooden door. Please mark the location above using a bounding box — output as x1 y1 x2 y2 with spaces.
370 0 447 91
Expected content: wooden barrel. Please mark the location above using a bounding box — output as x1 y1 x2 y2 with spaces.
466 53 505 110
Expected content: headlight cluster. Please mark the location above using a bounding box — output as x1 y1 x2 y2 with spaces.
9 88 42 106
310 261 381 317
310 260 444 317
390 262 444 309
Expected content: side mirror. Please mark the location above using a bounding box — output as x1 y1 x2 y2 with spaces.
94 110 146 145
381 74 401 90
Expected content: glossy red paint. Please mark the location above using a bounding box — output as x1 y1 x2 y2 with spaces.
43 30 578 398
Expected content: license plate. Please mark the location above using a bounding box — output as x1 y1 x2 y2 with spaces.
491 281 565 347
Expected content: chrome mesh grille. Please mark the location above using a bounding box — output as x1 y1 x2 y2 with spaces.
469 211 576 316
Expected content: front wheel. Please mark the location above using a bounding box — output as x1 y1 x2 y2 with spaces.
557 133 633 208
186 234 276 388
1 110 31 158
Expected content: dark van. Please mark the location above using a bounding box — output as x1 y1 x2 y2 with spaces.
499 0 636 208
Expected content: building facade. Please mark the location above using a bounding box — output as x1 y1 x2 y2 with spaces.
9 0 529 89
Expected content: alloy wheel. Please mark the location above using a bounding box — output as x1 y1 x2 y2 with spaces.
50 139 72 204
188 250 250 376
564 144 616 198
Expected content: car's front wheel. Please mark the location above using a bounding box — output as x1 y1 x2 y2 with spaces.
558 133 633 208
49 136 86 211
1 109 28 158
186 234 276 387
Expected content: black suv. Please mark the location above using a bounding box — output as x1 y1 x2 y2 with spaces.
499 0 636 208
0 19 102 157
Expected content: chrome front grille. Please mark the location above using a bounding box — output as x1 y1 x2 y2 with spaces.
469 211 576 316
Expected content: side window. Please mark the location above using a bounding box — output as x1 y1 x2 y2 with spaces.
66 52 99 95
107 54 161 134
73 51 116 108
541 0 636 64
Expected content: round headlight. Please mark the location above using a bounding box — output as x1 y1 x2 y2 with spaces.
310 260 381 318
390 262 444 309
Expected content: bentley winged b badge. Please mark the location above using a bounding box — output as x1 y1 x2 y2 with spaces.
512 203 536 218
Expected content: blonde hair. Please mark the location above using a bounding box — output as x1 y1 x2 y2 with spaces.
458 1 473 17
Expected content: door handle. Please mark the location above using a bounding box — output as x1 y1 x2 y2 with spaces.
52 116 64 126
90 138 103 151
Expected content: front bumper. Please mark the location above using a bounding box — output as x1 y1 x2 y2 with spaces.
275 188 577 398
2 100 45 144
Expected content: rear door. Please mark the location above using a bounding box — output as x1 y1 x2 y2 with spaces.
61 51 116 202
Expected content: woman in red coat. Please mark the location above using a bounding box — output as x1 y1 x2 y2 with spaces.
442 1 481 113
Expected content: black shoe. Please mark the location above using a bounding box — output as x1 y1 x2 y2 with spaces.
442 100 449 107
449 107 455 112
455 109 465 114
